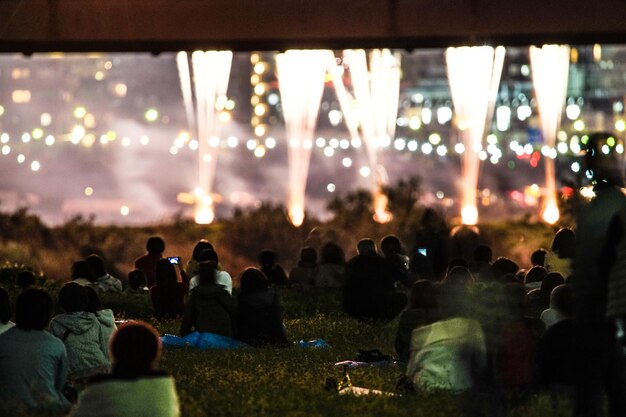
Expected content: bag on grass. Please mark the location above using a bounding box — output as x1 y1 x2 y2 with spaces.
161 332 248 350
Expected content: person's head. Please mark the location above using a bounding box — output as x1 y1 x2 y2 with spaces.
58 282 88 313
15 288 53 330
85 254 106 278
524 266 547 286
155 259 178 287
320 242 345 265
356 239 377 255
473 245 493 264
380 235 403 258
490 257 519 278
85 286 101 313
239 267 270 294
258 250 278 268
446 257 469 273
551 228 576 259
16 271 36 290
146 236 165 255
541 272 565 296
71 260 95 282
128 269 147 290
192 240 214 261
198 248 219 264
298 247 317 268
530 249 547 267
550 284 573 316
0 287 10 325
442 266 474 287
197 261 217 286
408 280 437 310
110 321 161 375
584 132 624 186
437 284 468 319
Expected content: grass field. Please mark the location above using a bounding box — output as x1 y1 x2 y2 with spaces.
107 289 570 417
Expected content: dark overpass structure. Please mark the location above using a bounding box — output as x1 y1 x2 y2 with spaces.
1 0 626 52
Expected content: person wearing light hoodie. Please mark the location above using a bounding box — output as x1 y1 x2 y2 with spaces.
71 321 180 417
180 261 235 338
84 286 117 358
86 254 123 293
49 282 111 381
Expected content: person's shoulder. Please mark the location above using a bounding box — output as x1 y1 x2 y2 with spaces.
88 370 171 385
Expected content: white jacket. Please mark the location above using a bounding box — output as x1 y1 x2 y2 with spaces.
407 317 487 392
71 374 180 417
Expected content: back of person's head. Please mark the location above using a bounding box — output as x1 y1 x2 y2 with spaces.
442 266 474 287
356 239 377 255
298 247 317 267
541 272 565 295
473 245 493 264
71 260 95 282
85 254 106 278
258 250 278 268
584 131 624 186
16 288 53 330
16 271 36 290
446 257 469 273
408 280 436 310
239 267 270 294
197 248 219 265
85 286 101 313
0 287 10 324
551 228 576 259
198 261 217 286
110 321 161 375
490 257 519 278
380 235 403 258
503 283 526 319
524 266 547 285
530 249 547 267
155 259 177 288
128 269 147 290
146 236 165 254
192 239 214 261
58 282 88 313
550 284 573 316
321 242 345 265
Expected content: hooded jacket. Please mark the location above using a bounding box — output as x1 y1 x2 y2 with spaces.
70 372 179 417
49 312 110 379
180 284 235 337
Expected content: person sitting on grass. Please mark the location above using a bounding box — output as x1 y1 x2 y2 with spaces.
289 246 318 287
237 268 288 346
70 321 180 417
150 259 188 319
188 249 232 294
0 288 70 412
71 260 95 286
125 269 148 294
86 254 123 293
180 261 235 338
84 286 117 358
0 287 14 335
49 282 111 381
540 283 572 329
185 239 214 278
259 249 289 287
394 280 438 364
406 284 487 392
134 236 165 288
16 270 36 290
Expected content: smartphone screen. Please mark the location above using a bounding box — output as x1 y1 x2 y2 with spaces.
418 248 427 256
167 256 180 265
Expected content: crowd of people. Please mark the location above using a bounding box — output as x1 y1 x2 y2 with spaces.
0 133 625 417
